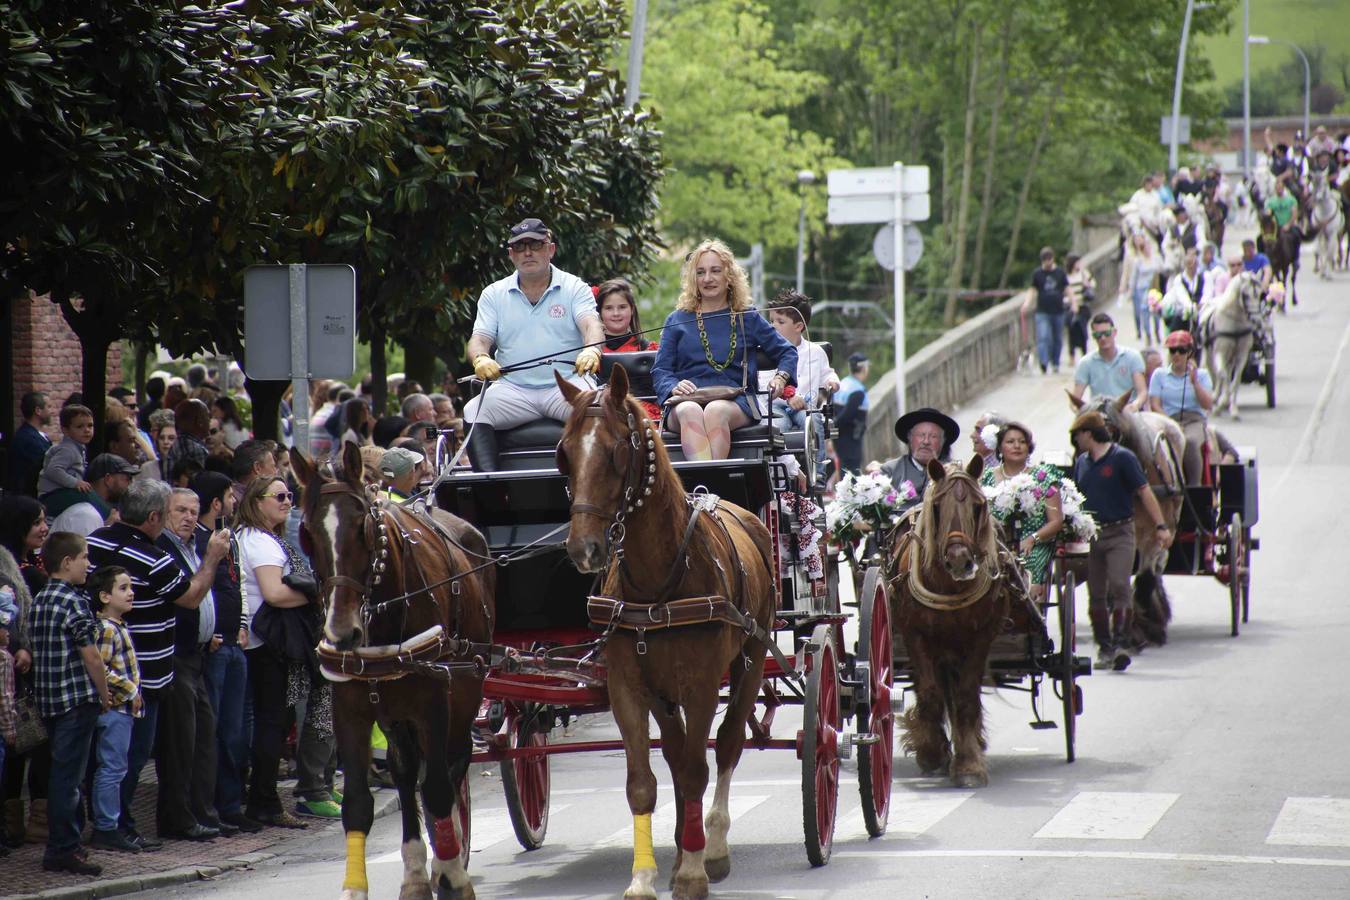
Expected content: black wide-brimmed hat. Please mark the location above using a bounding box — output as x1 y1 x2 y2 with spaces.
894 407 960 450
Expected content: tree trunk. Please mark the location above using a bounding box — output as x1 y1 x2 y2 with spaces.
403 336 436 393
246 378 285 442
998 83 1064 290
942 22 983 327
134 342 151 407
971 15 1012 290
59 297 116 456
370 323 388 417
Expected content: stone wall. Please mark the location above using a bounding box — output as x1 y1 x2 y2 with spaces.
862 235 1120 464
9 293 122 439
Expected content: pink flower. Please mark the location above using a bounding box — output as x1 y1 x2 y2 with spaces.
884 491 898 504
1046 485 1058 497
1032 487 1043 500
900 480 918 500
1034 469 1047 482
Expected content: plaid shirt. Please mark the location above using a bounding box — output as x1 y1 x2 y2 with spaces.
0 648 16 741
97 616 140 713
28 578 99 718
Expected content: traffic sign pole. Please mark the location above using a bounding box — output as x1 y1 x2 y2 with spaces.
288 265 310 455
893 162 906 419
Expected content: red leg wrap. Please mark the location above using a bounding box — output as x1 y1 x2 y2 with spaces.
431 815 460 861
681 800 706 852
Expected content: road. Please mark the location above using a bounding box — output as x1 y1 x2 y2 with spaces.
149 237 1350 900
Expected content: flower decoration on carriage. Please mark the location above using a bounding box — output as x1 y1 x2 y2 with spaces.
981 471 1097 543
825 471 910 545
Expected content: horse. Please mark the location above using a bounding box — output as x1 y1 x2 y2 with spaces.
1204 191 1227 254
1258 211 1301 309
1067 392 1184 648
1338 171 1350 270
886 456 1010 788
291 442 495 900
1307 169 1345 280
1198 272 1265 420
553 365 775 900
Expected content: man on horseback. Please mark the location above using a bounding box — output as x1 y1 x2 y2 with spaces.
1241 239 1273 293
1265 179 1299 237
1069 411 1174 673
878 408 960 515
463 217 605 471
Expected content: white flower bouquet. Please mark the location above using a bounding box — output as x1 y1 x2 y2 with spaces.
981 468 1098 543
825 471 914 546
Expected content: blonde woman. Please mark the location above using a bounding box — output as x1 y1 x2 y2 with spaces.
652 240 797 460
1118 231 1162 344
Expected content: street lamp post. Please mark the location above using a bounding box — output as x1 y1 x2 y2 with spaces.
1242 0 1251 180
1168 0 1213 173
1248 35 1311 142
625 0 649 108
796 170 816 294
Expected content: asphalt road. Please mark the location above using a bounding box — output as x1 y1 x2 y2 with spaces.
149 234 1350 900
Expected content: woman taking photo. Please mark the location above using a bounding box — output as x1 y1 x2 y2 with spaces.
235 476 314 829
0 496 50 845
979 423 1063 604
597 278 662 421
653 240 797 460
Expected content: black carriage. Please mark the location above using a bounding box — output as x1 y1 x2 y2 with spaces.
1163 446 1258 636
431 346 895 867
1240 300 1277 408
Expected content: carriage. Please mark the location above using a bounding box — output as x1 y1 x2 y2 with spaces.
427 347 895 868
1161 445 1259 637
1240 320 1276 409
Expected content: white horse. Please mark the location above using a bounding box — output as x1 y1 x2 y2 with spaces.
1198 272 1265 419
1308 170 1344 280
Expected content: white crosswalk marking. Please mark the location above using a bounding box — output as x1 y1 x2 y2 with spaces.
597 795 770 848
370 805 570 863
1266 798 1350 848
834 789 974 842
1034 792 1179 840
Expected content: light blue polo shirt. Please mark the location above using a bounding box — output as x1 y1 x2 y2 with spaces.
472 265 598 388
1074 347 1145 401
1149 366 1212 417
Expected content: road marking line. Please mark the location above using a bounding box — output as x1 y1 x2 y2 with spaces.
1267 797 1350 848
1034 791 1179 840
597 795 769 848
370 805 570 863
832 849 1350 868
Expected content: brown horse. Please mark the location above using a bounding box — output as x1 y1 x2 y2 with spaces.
888 456 1009 788
554 366 775 900
1068 392 1184 647
292 442 495 900
1258 211 1301 308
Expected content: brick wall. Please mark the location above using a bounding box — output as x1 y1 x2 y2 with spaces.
10 292 122 440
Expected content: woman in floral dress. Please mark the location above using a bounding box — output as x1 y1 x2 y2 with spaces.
978 422 1064 602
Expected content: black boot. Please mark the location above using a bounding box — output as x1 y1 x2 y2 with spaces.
466 424 500 472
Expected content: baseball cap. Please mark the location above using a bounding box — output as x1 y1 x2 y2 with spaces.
847 352 869 366
380 447 425 479
87 453 139 480
507 218 551 245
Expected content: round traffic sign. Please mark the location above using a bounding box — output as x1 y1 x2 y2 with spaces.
872 224 924 272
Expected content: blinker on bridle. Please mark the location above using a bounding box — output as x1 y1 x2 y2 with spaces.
556 388 658 522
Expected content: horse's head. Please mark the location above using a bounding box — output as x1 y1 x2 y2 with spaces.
291 442 382 651
920 456 993 582
555 366 669 574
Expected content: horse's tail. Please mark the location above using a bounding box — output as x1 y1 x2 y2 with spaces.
1131 568 1173 647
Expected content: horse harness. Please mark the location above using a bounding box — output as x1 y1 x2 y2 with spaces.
890 479 1004 612
559 389 795 675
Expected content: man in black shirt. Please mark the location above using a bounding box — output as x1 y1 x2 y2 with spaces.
1031 247 1070 374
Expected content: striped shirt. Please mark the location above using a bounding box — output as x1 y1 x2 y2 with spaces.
87 523 187 694
96 616 141 713
28 578 99 718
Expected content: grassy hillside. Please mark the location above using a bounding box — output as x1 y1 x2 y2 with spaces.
1196 0 1350 113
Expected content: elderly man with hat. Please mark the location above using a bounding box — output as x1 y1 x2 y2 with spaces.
1069 410 1174 673
463 217 604 472
47 454 139 536
877 408 961 514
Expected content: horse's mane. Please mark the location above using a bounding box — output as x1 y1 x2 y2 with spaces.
913 464 1000 576
560 384 684 509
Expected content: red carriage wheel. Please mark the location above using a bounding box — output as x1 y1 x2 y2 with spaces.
500 706 550 850
1056 566 1080 763
800 624 841 867
855 567 893 837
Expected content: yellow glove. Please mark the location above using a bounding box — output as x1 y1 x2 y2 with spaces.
472 355 502 381
575 346 602 375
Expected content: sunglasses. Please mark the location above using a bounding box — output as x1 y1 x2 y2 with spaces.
261 491 293 503
1169 347 1191 355
209 427 220 435
509 239 547 253
1091 329 1115 339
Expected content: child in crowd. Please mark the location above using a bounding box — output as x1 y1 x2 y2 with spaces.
86 566 143 853
0 610 17 859
29 531 109 875
37 405 96 518
765 290 840 489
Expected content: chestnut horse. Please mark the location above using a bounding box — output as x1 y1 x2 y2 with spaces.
292 443 495 900
888 457 1010 788
554 366 775 900
1067 392 1184 647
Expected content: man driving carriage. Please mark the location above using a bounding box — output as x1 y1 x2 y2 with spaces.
876 408 961 515
464 217 605 471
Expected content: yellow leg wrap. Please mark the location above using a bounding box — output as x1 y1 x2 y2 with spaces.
343 831 368 891
632 813 656 874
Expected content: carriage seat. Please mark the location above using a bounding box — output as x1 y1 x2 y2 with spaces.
499 419 565 451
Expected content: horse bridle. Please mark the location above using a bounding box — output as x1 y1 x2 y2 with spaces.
313 481 405 626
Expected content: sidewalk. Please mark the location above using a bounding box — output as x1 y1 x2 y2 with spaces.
2 769 399 900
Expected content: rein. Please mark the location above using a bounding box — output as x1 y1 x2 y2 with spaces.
897 472 1001 612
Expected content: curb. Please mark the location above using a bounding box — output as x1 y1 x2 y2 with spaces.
7 790 402 900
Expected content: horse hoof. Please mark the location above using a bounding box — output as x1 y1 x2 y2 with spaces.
435 877 474 900
624 867 658 899
399 882 433 900
953 772 989 789
672 874 710 900
704 854 731 883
